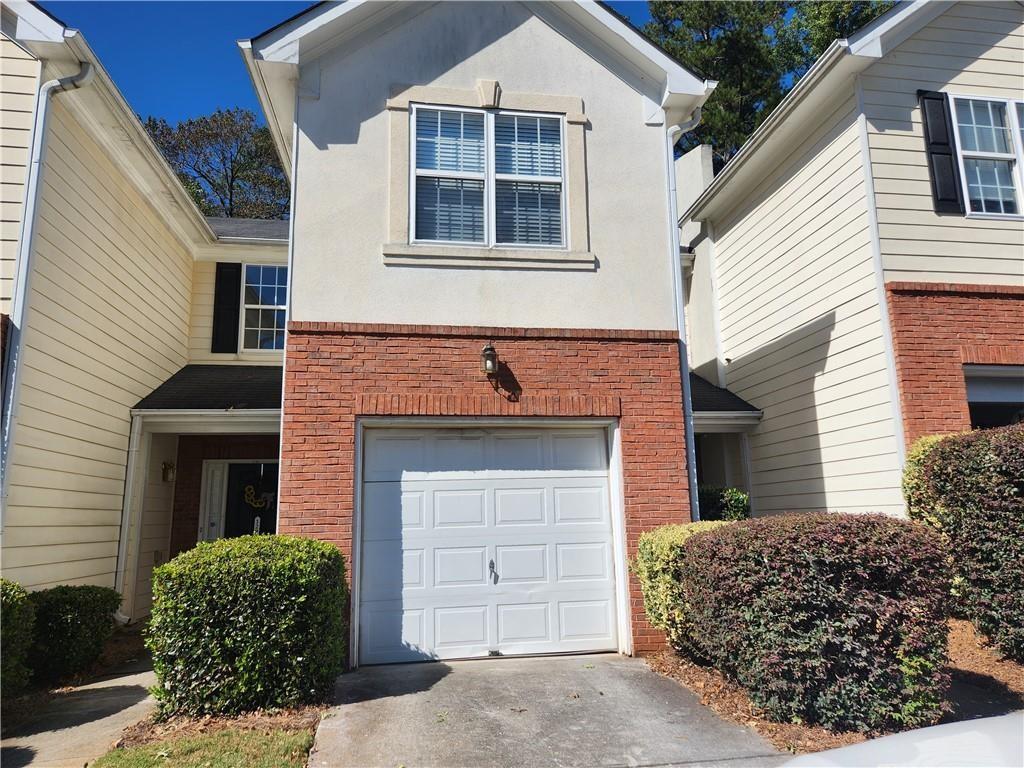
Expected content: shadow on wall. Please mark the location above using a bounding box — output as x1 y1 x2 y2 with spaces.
724 310 836 515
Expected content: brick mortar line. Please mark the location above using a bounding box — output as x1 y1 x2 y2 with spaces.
287 321 679 342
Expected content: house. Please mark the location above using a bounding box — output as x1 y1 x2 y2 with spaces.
680 0 1024 517
2 0 759 664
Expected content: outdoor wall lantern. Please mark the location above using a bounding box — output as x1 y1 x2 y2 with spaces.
161 462 176 483
481 343 499 377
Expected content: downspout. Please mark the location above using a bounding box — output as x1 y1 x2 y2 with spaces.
665 109 703 522
113 413 143 624
1 61 95 523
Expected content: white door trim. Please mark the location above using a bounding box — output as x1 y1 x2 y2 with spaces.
198 459 279 542
350 417 630 667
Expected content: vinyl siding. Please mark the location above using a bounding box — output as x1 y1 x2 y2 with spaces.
1 32 39 315
2 98 193 590
862 1 1024 286
713 93 904 516
187 257 285 365
129 433 177 617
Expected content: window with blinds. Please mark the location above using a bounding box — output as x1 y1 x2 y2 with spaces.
412 105 566 247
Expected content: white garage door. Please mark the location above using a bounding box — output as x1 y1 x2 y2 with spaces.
358 427 619 664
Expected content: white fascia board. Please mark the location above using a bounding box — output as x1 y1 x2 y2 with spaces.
9 0 65 43
238 39 294 172
847 0 953 58
692 411 763 433
131 409 282 435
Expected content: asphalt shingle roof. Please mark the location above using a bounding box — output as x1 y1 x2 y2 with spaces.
690 372 759 413
206 217 289 241
135 365 283 410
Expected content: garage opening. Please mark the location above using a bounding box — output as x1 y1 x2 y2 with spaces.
356 426 620 665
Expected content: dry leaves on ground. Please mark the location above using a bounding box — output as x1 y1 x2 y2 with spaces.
647 619 1024 755
115 707 323 750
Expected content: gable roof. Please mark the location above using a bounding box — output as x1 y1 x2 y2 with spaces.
240 0 715 169
683 0 956 224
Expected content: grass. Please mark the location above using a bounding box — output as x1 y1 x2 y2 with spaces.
91 727 315 768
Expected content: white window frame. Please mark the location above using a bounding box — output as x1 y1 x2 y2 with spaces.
949 94 1024 220
409 103 568 250
239 263 288 353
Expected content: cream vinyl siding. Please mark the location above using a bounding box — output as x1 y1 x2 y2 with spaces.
128 434 177 617
713 94 904 516
187 259 285 365
862 1 1024 286
2 99 193 590
1 32 39 314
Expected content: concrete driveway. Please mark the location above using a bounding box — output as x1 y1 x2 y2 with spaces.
309 654 783 768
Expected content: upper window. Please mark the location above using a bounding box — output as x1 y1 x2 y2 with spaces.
951 97 1024 216
242 264 287 351
412 105 565 248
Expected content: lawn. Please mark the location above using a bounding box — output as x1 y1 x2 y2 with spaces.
91 727 315 768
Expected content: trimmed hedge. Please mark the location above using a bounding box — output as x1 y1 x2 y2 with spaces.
148 535 347 716
673 514 950 732
697 486 750 521
633 522 731 650
904 423 1024 660
29 585 121 682
1 579 35 696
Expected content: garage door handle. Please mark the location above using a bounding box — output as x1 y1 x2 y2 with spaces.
489 559 498 584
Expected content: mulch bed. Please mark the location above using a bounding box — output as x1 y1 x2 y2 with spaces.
114 707 323 750
647 619 1024 755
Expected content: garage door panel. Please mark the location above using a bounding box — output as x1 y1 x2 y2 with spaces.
359 427 618 664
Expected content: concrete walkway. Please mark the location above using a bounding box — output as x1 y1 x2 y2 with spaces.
0 659 156 768
310 654 783 768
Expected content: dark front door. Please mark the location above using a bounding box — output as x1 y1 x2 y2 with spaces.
224 462 278 538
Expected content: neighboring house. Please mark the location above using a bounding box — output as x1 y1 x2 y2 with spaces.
681 0 1024 518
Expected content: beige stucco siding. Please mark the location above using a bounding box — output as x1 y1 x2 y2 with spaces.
713 94 904 516
1 32 39 315
187 256 286 365
292 1 676 331
2 98 193 590
862 1 1024 286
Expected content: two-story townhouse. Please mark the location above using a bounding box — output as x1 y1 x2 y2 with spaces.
240 0 727 663
1 2 288 622
681 0 1024 518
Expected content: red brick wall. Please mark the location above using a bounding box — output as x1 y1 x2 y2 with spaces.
281 322 692 654
886 282 1024 446
170 434 281 557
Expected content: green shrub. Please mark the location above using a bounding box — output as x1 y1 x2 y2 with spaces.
633 522 731 650
1 579 36 696
29 585 121 682
148 535 347 716
904 423 1024 660
697 485 750 521
678 514 949 732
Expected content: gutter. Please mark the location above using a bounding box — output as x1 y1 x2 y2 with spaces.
665 109 704 522
1 59 95 523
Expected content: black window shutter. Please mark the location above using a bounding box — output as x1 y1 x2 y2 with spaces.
211 262 242 353
917 90 965 215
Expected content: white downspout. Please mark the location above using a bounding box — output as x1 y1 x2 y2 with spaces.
1 61 95 522
666 109 703 522
113 413 143 623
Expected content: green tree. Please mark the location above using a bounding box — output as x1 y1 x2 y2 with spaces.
644 0 895 167
144 108 289 219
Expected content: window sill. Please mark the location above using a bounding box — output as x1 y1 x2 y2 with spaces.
382 243 597 271
965 212 1024 221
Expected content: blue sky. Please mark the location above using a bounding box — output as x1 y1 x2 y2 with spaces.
41 1 652 125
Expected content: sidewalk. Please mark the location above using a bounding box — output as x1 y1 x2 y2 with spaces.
0 659 156 768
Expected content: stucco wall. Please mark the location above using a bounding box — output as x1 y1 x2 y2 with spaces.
862 1 1024 287
291 1 676 331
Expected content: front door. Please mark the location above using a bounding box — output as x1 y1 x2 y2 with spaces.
200 461 278 541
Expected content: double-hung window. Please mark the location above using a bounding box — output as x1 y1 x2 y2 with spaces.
950 96 1024 216
242 264 287 351
412 105 565 247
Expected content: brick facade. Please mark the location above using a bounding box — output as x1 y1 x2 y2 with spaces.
281 322 692 654
170 434 281 557
886 282 1024 446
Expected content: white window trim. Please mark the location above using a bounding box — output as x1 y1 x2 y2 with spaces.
239 263 288 353
409 103 568 250
949 93 1024 221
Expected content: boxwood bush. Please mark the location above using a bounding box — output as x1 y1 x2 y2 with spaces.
697 486 750 521
1 579 35 696
148 535 347 716
676 514 949 732
903 423 1023 660
29 585 121 682
633 522 731 650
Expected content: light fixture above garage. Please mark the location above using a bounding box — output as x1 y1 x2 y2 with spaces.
481 343 499 376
